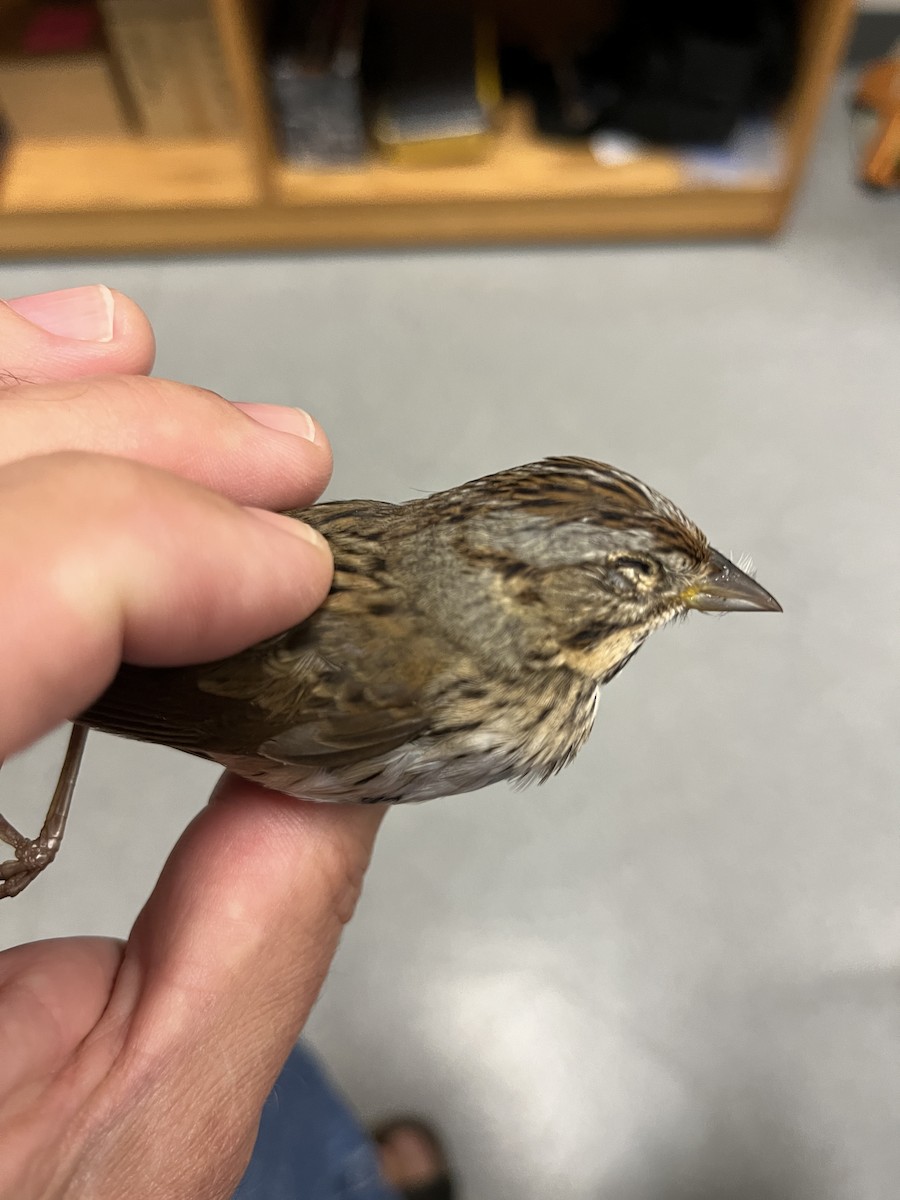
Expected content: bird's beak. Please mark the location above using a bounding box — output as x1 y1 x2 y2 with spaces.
682 548 783 613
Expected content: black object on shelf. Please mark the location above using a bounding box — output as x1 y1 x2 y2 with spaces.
267 0 368 167
506 0 799 146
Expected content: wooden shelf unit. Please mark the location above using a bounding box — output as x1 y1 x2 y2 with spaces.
0 0 854 258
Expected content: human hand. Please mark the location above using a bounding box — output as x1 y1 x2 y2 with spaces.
0 287 385 1199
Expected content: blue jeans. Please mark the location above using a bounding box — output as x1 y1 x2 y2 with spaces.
233 1044 402 1200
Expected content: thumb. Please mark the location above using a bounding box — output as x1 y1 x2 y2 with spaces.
54 782 385 1200
1 286 156 381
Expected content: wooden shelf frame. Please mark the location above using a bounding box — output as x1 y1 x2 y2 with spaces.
0 0 854 257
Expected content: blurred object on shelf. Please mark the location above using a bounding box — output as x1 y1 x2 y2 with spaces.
501 42 612 141
367 2 501 166
267 0 368 168
852 41 900 191
0 0 129 137
587 130 645 168
20 0 98 51
671 118 785 187
588 116 784 189
505 0 798 146
99 0 237 137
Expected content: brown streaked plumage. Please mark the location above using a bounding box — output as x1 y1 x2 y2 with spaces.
0 457 781 896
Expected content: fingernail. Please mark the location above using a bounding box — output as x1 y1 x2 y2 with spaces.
247 507 330 551
234 402 317 442
6 285 115 343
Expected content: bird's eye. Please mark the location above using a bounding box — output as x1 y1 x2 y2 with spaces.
611 556 656 586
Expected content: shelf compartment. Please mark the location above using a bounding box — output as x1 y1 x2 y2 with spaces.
274 102 702 207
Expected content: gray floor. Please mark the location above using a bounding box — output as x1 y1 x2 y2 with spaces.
2 82 899 1200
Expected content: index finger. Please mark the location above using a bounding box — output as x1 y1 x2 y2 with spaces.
0 374 333 512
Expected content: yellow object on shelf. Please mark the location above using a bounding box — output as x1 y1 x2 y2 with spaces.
372 9 502 167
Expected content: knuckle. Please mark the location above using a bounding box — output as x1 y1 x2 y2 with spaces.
125 378 242 456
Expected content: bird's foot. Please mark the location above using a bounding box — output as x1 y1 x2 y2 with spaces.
0 816 61 897
0 724 87 900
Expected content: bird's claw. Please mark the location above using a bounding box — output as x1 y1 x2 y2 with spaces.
0 816 60 896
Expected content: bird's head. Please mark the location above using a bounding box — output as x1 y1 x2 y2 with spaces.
433 456 781 682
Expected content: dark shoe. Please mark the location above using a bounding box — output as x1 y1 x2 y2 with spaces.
371 1117 454 1200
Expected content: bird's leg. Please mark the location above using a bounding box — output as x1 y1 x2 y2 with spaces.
0 724 87 899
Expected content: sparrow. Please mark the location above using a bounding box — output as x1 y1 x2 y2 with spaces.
0 456 780 897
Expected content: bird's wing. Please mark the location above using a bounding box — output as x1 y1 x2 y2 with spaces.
79 661 250 756
81 623 432 771
198 633 431 768
258 709 427 767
